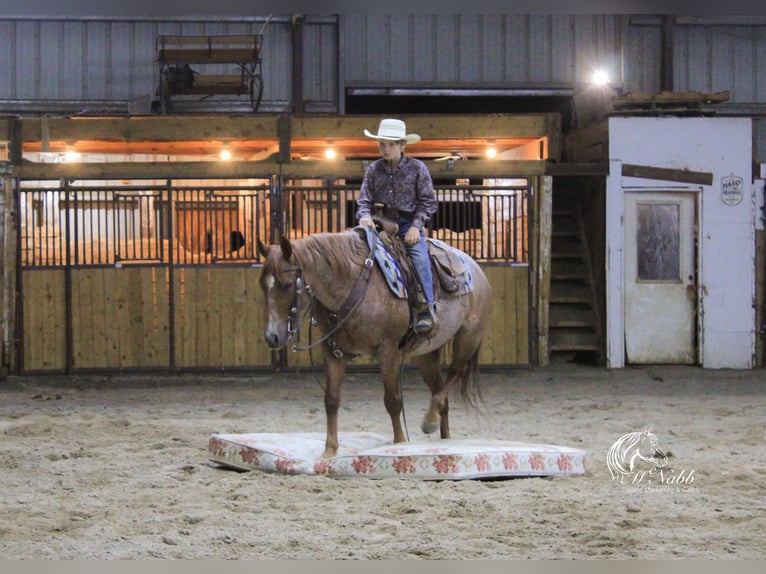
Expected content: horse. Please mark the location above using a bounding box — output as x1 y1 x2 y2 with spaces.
256 228 493 458
606 427 669 484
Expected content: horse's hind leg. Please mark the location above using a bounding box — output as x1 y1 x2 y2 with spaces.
322 352 347 458
419 329 484 438
414 349 450 438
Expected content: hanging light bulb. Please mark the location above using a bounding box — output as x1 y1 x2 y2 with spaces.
325 143 336 160
485 143 497 159
219 147 232 160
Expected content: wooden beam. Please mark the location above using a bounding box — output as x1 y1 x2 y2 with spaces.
14 159 547 181
545 162 608 177
622 163 713 186
278 115 291 163
18 115 282 143
10 114 558 145
563 121 609 155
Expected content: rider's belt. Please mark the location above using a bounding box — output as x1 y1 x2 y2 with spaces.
374 203 412 220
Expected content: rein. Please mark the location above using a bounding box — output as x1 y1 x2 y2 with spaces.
286 231 378 356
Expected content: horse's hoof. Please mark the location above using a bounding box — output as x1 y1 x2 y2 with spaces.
421 419 439 434
321 448 337 459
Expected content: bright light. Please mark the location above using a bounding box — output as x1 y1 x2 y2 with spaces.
485 146 497 159
63 149 81 162
219 148 232 160
325 147 336 160
592 69 610 85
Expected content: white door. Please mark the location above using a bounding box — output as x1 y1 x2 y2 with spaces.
624 192 697 364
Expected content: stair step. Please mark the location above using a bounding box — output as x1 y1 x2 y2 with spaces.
550 304 596 328
551 282 592 303
552 251 586 261
549 328 600 351
553 193 579 209
552 239 585 253
551 259 589 277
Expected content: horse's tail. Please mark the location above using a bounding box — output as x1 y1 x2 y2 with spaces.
456 342 483 408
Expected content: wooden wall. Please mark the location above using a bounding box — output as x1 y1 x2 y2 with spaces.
20 264 529 373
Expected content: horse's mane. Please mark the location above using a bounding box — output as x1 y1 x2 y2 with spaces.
291 230 369 279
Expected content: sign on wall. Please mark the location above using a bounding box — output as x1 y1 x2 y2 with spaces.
720 174 744 206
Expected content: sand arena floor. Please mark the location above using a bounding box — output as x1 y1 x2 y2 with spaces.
1 363 764 559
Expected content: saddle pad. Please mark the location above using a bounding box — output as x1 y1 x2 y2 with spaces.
359 226 408 299
208 432 587 480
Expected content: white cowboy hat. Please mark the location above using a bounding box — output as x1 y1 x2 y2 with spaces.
363 118 421 144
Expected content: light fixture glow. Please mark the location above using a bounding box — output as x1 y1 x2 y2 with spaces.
485 145 497 159
592 69 610 85
325 146 336 160
219 148 232 160
63 148 81 162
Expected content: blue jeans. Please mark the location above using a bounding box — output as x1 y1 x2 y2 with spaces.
395 217 434 306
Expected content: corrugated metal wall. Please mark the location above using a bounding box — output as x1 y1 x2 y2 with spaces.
0 15 333 111
670 18 766 160
0 14 763 158
340 14 625 86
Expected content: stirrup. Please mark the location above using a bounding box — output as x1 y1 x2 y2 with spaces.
414 303 437 335
414 312 433 334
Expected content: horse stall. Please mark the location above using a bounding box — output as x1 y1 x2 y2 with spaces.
4 114 556 375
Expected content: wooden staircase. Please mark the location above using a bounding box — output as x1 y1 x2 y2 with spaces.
549 190 601 363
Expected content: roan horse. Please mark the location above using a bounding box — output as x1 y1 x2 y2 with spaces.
257 228 493 458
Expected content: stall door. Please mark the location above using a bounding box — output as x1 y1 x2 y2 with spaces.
624 192 697 364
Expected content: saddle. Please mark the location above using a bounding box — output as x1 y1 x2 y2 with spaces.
427 238 466 294
357 220 474 302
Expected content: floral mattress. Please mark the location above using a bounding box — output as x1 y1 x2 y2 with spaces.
208 432 587 480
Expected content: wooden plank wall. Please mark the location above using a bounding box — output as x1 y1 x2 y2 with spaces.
70 267 170 369
20 265 528 372
22 270 67 372
173 267 271 368
480 266 529 365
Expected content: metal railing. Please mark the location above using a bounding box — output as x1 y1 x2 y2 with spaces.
18 178 529 268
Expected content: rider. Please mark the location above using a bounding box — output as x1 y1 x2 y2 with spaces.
357 118 438 335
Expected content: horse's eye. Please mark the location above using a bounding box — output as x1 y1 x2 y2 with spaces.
282 281 293 291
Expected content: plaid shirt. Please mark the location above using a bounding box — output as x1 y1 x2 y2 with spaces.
357 155 437 229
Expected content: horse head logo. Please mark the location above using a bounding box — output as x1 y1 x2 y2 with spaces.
606 426 669 484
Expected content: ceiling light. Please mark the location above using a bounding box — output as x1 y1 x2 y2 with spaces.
485 144 497 159
219 148 232 160
325 145 336 160
63 148 81 162
592 69 610 85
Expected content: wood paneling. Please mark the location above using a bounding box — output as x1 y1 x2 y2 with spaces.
173 266 270 369
21 264 528 372
481 265 530 365
70 267 170 369
22 270 67 372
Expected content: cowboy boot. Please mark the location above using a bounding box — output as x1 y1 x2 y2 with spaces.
415 303 438 335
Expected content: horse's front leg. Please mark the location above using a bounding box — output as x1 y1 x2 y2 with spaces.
380 351 407 444
322 351 347 458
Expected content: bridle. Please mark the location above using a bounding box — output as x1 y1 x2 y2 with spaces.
279 232 378 357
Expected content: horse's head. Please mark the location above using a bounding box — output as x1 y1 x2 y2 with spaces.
638 426 669 469
257 236 305 350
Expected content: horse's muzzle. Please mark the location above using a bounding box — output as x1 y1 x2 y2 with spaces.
263 326 284 350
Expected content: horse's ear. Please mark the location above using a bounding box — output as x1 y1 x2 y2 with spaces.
280 235 293 261
256 238 270 258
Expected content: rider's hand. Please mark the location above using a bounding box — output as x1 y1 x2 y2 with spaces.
359 217 375 228
404 226 421 246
